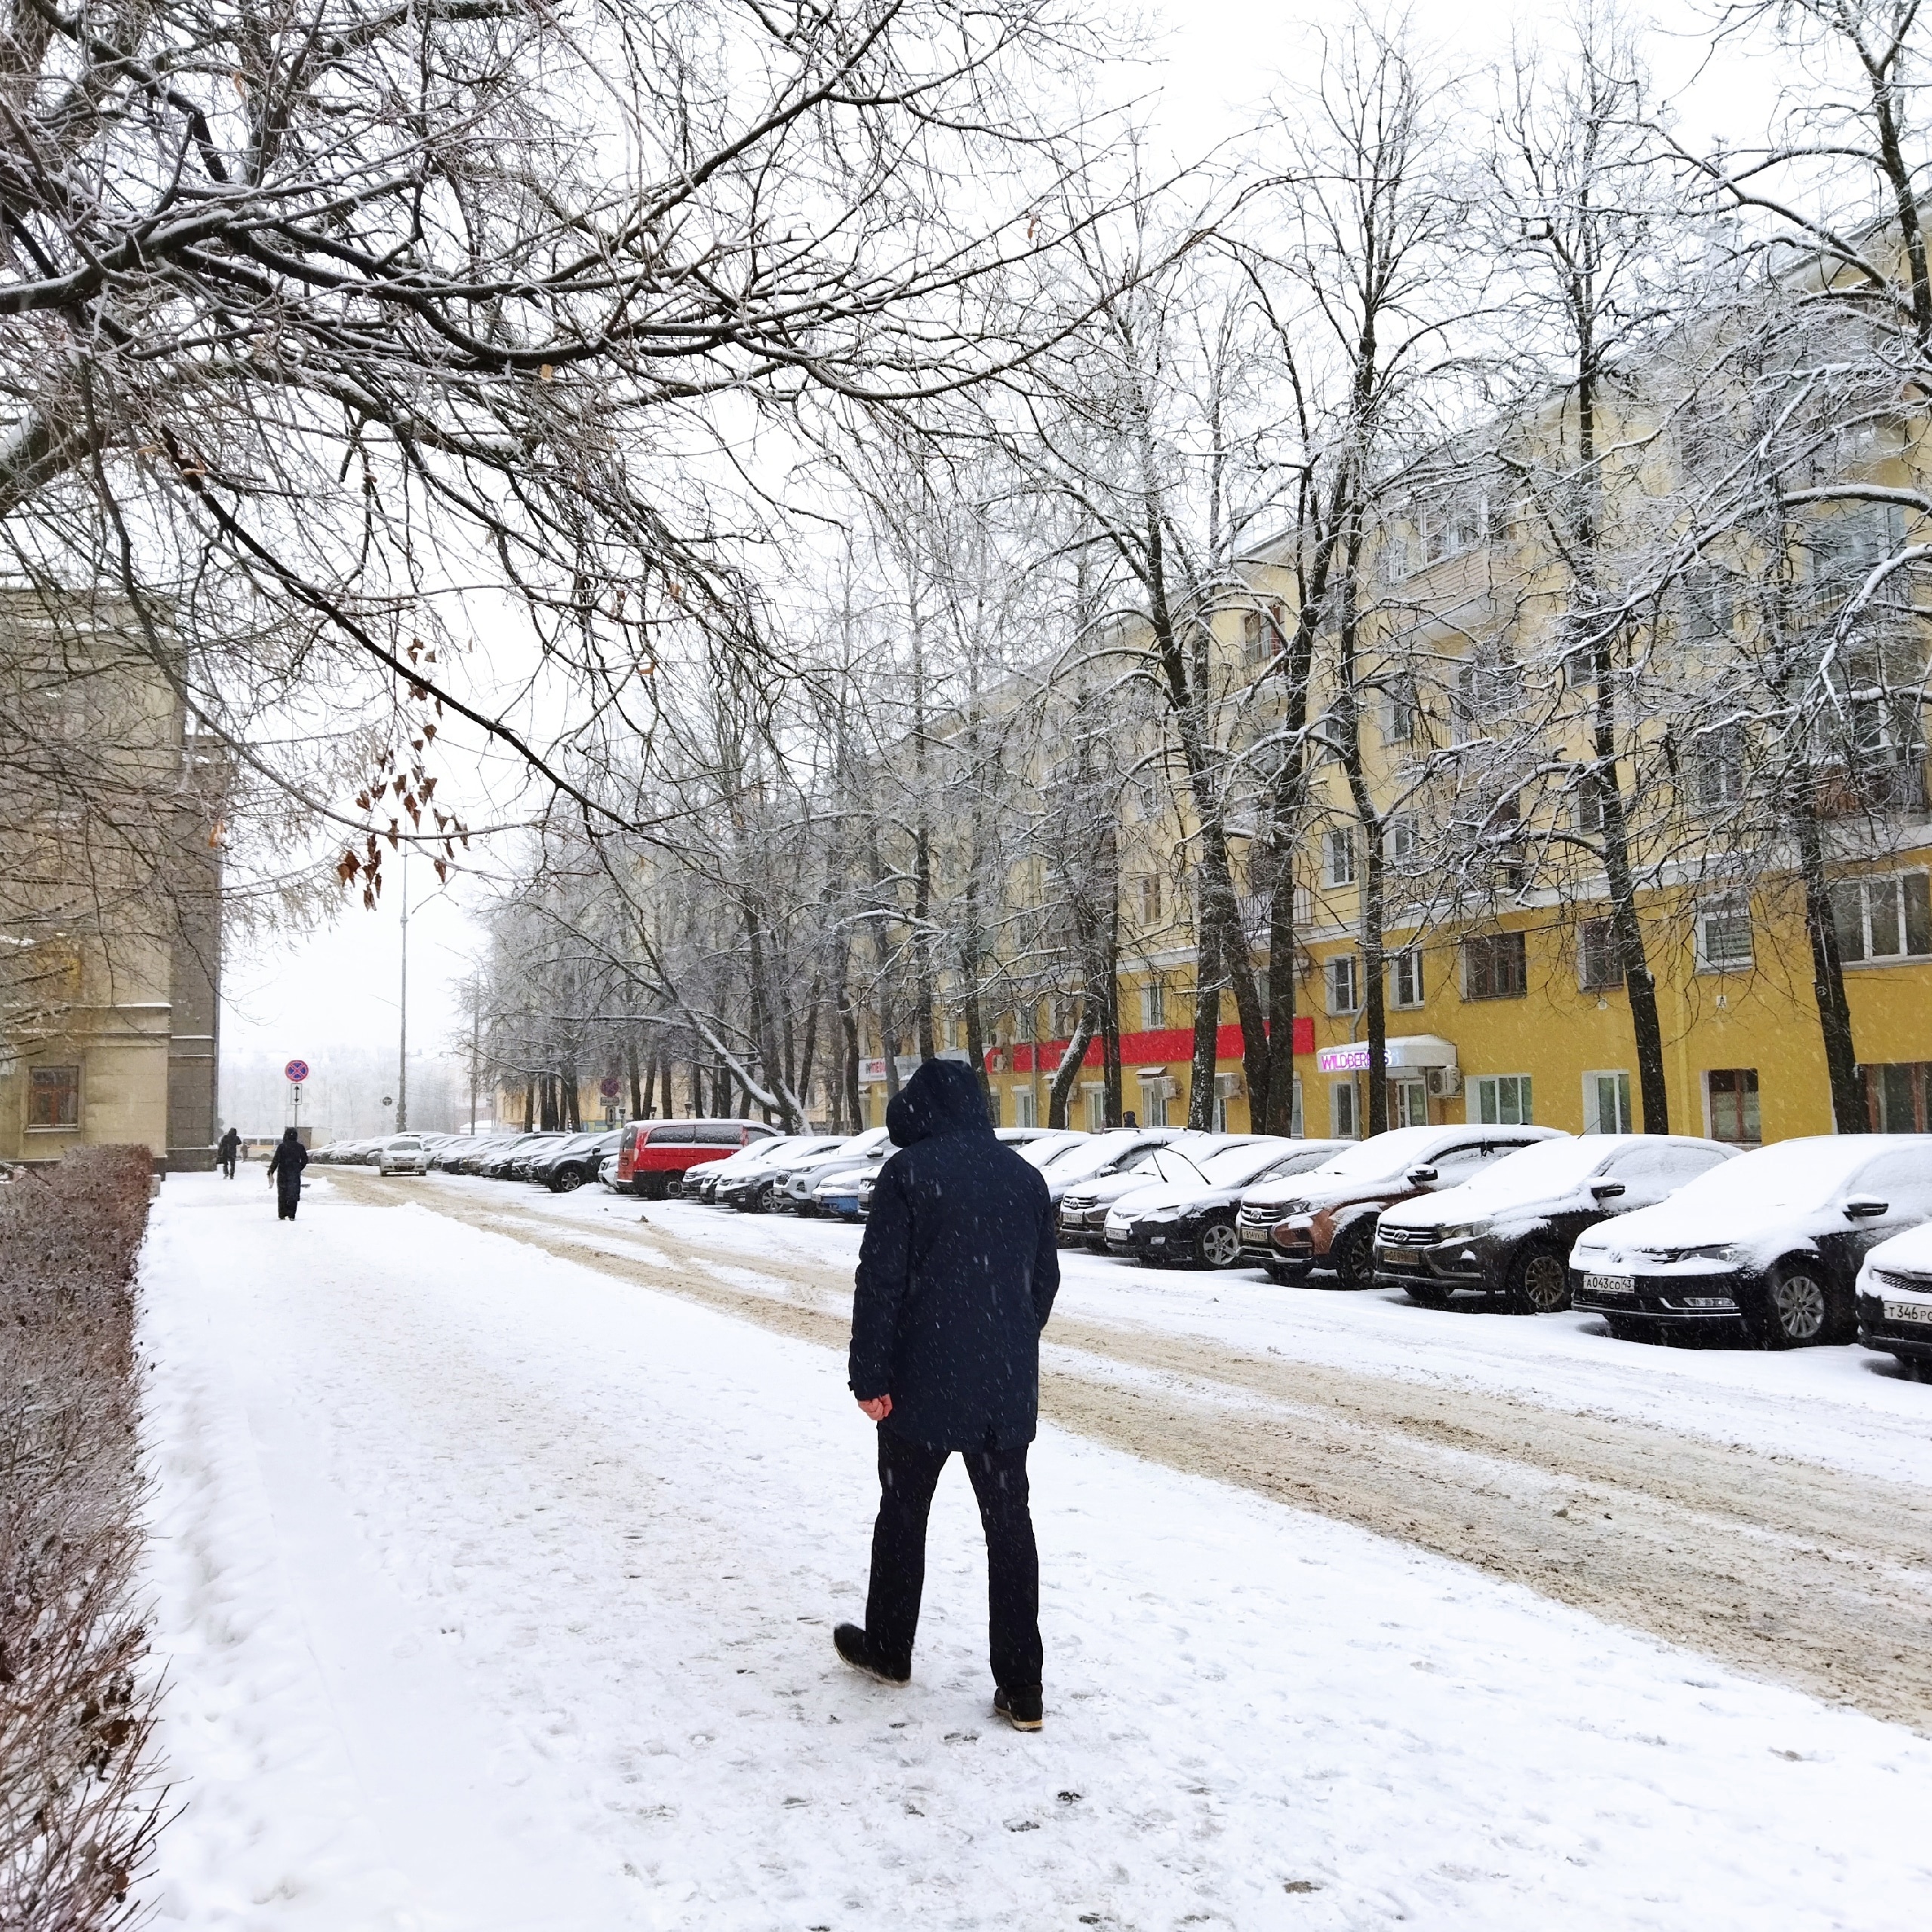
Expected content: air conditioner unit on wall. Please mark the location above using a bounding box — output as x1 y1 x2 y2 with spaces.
1426 1066 1463 1098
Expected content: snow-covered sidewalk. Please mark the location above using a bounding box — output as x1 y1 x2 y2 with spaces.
140 1173 1932 1930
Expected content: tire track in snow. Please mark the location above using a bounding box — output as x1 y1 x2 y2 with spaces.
331 1171 1932 1734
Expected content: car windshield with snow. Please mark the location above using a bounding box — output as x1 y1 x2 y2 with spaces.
1237 1123 1564 1289
1570 1135 1932 1348
1376 1134 1734 1314
1104 1140 1351 1271
1027 1129 1185 1203
1055 1134 1257 1246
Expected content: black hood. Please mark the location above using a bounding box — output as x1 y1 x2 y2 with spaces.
886 1058 992 1146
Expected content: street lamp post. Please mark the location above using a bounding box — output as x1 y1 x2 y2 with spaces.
397 848 409 1132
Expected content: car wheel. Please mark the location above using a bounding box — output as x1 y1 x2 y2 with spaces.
1755 1260 1832 1349
1506 1239 1571 1316
1192 1219 1242 1270
1333 1219 1377 1290
1405 1283 1451 1310
636 1174 669 1201
556 1168 583 1192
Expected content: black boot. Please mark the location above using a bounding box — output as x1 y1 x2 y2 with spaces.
833 1623 909 1685
993 1684 1044 1732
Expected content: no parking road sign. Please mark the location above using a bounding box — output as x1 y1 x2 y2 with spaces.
284 1058 310 1085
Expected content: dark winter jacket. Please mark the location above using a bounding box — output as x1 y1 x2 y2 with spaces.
218 1128 241 1156
849 1059 1060 1452
267 1133 308 1194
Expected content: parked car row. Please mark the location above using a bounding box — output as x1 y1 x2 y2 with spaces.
325 1112 1932 1374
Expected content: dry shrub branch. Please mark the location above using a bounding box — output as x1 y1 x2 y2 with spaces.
0 1149 162 1931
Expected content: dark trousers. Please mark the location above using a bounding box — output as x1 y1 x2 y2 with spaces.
220 1152 236 1178
276 1183 300 1220
866 1426 1042 1690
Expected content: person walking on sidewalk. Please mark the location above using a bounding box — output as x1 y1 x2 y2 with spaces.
267 1128 309 1221
217 1126 242 1179
835 1058 1060 1732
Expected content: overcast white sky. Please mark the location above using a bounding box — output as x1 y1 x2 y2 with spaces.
217 0 1785 1121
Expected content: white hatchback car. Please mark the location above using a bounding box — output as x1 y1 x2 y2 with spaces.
377 1134 429 1176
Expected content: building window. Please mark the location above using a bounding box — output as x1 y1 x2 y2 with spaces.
1696 896 1755 973
1389 949 1424 1008
1137 874 1164 923
1084 1086 1107 1132
1140 1081 1170 1128
1472 1074 1533 1126
1578 918 1623 992
1141 979 1166 1029
1574 769 1607 833
1011 1086 1037 1128
1678 566 1734 645
1461 931 1527 1000
1584 1069 1632 1134
1240 605 1282 664
1321 828 1356 888
1385 816 1419 869
1832 872 1932 963
1706 1067 1761 1145
1690 729 1746 809
1863 1063 1932 1133
1331 1078 1358 1138
27 1065 80 1129
1385 673 1420 743
1326 954 1360 1014
1290 1075 1304 1139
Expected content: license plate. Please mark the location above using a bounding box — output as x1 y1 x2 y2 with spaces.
1583 1272 1634 1298
1884 1300 1932 1325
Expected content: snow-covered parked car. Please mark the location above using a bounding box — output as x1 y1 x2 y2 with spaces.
1105 1139 1348 1269
1026 1128 1185 1206
815 1158 885 1220
529 1130 621 1192
1238 1123 1562 1289
770 1126 895 1214
377 1134 429 1177
715 1136 846 1211
1057 1134 1257 1248
1376 1133 1735 1314
686 1134 804 1205
1856 1223 1932 1380
1570 1135 1932 1348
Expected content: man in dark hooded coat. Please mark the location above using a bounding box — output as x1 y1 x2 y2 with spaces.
266 1128 309 1220
835 1058 1060 1731
217 1126 242 1178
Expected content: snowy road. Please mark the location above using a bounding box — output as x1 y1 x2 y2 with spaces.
140 1171 1932 1930
333 1168 1932 1730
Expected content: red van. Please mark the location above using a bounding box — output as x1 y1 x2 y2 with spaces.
616 1118 778 1198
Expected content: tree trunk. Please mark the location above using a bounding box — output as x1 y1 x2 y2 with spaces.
626 1037 642 1120
1187 911 1220 1130
1048 998 1098 1128
1795 804 1866 1131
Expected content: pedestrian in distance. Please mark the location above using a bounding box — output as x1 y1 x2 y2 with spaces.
217 1125 241 1179
267 1127 309 1221
836 1057 1060 1733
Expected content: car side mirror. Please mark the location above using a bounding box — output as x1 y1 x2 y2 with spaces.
1844 1195 1890 1220
1405 1166 1438 1186
1589 1180 1626 1201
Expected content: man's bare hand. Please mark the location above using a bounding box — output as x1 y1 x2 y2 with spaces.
857 1394 893 1422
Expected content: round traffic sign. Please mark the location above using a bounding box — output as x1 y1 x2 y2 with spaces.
284 1058 310 1084
598 1075 621 1099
